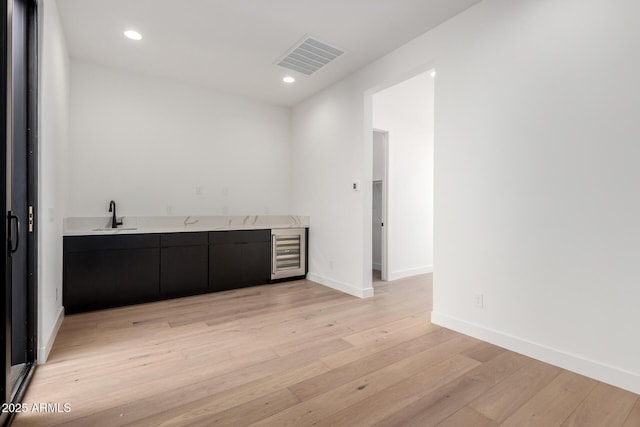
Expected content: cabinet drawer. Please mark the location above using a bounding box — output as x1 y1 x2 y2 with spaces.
209 230 270 244
64 234 160 252
160 232 208 247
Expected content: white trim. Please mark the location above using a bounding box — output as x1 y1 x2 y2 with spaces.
307 273 374 299
431 311 640 395
38 306 64 364
388 265 433 281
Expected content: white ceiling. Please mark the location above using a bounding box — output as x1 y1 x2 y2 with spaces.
56 0 482 107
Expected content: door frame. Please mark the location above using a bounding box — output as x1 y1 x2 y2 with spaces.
24 0 37 369
2 0 38 422
373 129 389 281
1 0 10 421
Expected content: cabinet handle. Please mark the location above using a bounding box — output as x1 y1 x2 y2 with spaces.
8 211 20 255
271 235 276 275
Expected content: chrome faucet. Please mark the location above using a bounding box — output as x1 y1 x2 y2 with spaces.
108 200 123 229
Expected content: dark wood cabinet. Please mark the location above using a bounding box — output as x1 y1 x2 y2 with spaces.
114 248 161 301
209 230 271 291
160 232 208 296
63 234 160 313
63 228 303 314
209 242 243 292
243 240 271 284
64 251 116 312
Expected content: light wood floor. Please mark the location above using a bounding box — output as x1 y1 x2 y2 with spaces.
15 273 640 426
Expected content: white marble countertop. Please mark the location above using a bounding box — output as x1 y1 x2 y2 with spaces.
64 215 309 236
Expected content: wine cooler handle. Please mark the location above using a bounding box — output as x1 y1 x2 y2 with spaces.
271 234 276 275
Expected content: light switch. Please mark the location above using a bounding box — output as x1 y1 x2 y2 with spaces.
353 181 360 191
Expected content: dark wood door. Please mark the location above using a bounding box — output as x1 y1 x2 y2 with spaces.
63 251 116 312
209 230 271 291
160 246 208 295
160 232 208 296
64 248 160 314
113 248 160 304
210 243 244 291
243 241 271 285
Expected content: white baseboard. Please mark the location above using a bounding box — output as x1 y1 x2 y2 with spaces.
372 262 382 271
38 306 64 364
431 311 640 395
388 265 433 281
307 273 374 298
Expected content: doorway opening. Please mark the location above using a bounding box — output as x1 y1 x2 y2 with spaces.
372 129 388 281
370 69 434 285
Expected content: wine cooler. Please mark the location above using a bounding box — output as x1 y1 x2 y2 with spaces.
271 228 306 280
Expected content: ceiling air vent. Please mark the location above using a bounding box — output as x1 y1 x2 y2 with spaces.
276 35 345 75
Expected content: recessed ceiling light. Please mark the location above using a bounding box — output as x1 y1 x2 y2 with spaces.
282 76 295 84
124 30 142 41
430 70 436 78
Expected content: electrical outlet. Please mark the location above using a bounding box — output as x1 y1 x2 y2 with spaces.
195 186 203 195
166 205 173 215
474 293 484 308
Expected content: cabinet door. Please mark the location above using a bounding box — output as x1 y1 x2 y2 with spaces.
64 251 117 313
210 243 244 292
161 246 209 295
243 241 271 285
113 248 160 303
64 248 159 313
210 242 270 291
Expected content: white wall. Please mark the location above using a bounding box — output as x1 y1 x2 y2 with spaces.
291 78 372 297
38 0 68 361
372 131 385 182
373 73 434 280
291 0 640 394
68 60 292 217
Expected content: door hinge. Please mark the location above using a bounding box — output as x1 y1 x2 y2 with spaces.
28 206 34 233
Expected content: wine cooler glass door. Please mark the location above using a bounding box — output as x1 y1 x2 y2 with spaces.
271 228 306 280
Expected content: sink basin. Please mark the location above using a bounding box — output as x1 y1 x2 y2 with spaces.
91 227 138 231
